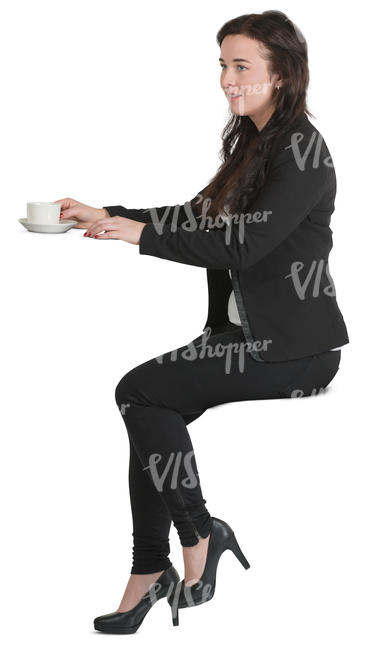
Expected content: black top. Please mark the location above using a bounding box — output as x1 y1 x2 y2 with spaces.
103 113 350 362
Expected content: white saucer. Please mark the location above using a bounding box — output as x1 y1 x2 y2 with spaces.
19 217 77 233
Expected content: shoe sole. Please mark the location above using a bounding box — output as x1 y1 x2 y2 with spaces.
94 613 146 634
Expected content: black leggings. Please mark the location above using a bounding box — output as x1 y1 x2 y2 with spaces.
114 323 341 574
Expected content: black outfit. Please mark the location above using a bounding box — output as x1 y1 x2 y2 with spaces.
114 323 341 573
104 113 349 362
103 112 349 573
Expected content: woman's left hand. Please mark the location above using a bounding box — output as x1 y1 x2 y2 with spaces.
84 216 146 244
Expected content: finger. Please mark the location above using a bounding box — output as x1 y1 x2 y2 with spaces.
84 225 120 239
61 207 83 221
86 219 114 236
93 231 118 239
90 226 120 239
54 198 73 210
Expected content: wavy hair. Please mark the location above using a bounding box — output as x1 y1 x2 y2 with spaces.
190 10 314 226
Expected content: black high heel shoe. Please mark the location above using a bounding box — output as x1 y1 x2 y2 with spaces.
94 565 180 634
167 516 250 626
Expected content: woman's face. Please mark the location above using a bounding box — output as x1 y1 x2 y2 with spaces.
219 34 282 130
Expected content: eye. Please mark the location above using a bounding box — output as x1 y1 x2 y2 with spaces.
220 64 247 71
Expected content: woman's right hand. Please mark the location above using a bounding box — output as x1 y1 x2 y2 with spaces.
53 198 108 229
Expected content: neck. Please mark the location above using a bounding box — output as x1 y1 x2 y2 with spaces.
252 104 276 132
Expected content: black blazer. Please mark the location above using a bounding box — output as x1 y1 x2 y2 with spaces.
103 113 349 362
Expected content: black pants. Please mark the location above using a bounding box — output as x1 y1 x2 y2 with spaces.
114 323 341 574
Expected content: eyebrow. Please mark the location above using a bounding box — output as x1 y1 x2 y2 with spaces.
219 57 252 64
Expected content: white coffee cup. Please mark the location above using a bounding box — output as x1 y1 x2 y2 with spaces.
27 202 61 224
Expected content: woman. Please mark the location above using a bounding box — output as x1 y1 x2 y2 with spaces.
56 10 349 633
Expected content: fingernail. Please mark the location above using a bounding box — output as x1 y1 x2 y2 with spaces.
94 235 98 238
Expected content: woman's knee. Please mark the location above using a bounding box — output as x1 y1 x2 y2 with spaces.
289 350 341 398
115 366 148 413
315 350 341 389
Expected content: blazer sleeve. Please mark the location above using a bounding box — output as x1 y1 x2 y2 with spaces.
103 188 207 228
137 148 331 270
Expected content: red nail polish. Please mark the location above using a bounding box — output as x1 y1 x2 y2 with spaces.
94 235 98 238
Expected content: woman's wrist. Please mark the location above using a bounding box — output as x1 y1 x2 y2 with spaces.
135 222 147 245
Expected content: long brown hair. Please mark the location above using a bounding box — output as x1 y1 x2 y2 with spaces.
190 10 314 226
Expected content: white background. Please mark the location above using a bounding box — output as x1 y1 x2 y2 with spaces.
1 1 389 648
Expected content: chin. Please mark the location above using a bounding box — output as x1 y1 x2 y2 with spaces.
230 107 248 116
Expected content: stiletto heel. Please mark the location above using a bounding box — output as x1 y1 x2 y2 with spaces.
171 601 179 626
226 533 250 569
169 580 181 626
167 516 250 625
93 565 180 634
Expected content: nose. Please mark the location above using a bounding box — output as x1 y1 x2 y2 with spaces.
223 84 239 97
221 69 238 87
222 75 239 93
